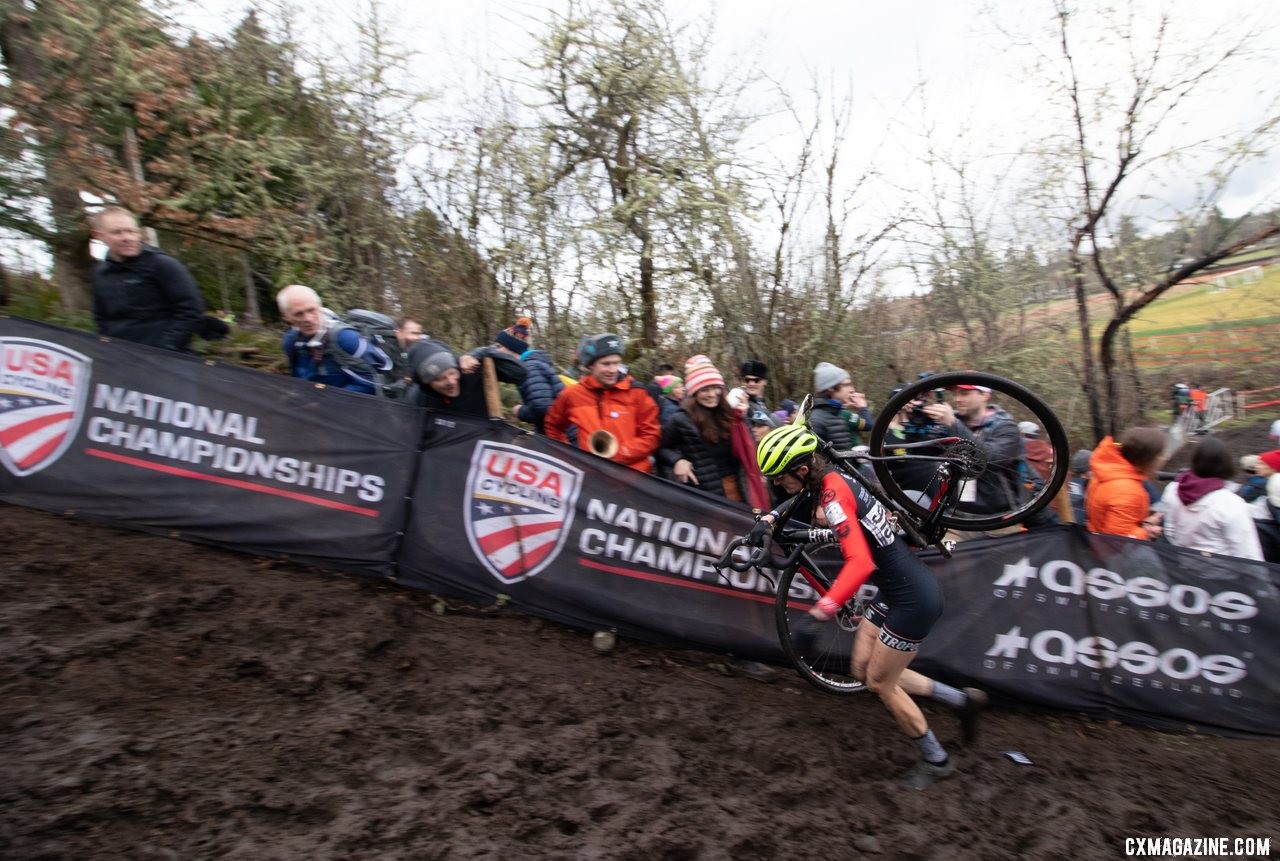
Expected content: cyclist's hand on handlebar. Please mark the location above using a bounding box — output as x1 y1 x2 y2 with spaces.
746 517 772 547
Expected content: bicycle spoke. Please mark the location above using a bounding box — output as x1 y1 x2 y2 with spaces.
775 566 866 695
868 371 1069 532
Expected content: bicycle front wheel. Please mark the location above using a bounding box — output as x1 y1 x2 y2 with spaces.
867 370 1069 532
775 562 866 695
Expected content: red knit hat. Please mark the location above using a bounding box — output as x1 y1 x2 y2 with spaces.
1260 450 1280 472
684 355 726 396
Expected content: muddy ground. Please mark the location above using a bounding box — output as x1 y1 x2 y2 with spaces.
2 502 1278 860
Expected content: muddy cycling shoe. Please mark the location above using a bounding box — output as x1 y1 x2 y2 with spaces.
957 687 990 745
899 757 955 790
725 657 777 683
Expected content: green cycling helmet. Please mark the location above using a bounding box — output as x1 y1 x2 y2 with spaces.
757 424 819 476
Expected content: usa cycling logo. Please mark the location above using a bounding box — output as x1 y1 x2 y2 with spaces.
0 338 91 477
464 441 584 584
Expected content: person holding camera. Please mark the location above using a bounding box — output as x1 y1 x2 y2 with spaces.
880 380 953 503
920 380 1027 520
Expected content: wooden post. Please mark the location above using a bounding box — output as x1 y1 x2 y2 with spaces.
482 357 503 420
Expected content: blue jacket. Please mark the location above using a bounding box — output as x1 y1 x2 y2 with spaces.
283 322 391 395
514 349 565 434
658 395 682 427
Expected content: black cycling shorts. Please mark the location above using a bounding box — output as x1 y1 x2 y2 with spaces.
861 569 944 653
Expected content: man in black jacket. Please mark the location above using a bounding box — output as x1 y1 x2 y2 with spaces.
736 360 782 442
91 207 204 352
405 339 526 416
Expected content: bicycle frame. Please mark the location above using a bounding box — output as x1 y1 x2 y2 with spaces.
808 437 969 553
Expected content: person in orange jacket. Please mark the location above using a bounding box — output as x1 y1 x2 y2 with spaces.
1085 427 1168 539
545 333 661 473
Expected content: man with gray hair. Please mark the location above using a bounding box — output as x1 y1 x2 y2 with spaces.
277 284 392 395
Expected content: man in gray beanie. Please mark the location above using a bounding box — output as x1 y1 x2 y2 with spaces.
810 361 873 449
406 338 525 415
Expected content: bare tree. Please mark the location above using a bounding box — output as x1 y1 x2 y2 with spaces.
1044 0 1280 438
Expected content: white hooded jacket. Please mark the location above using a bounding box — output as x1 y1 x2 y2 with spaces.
1160 482 1263 561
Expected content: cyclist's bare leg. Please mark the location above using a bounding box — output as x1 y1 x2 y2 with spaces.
862 638 929 738
854 619 961 786
853 621 933 693
849 617 878 680
896 667 943 698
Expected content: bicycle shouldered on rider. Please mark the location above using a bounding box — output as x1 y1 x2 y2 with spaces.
749 424 989 790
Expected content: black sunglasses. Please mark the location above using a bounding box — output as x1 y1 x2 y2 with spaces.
743 376 765 383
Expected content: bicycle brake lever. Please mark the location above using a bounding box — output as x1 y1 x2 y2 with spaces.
715 537 771 573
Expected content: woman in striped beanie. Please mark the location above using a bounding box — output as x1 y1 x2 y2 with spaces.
657 355 768 509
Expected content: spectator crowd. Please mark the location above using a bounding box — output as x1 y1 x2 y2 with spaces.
86 204 1280 568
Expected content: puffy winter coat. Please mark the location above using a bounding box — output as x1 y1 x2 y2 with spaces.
809 400 872 450
1085 436 1152 539
545 374 660 473
658 409 737 496
658 408 770 508
514 350 565 434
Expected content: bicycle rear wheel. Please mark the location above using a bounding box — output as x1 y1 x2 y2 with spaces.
867 371 1069 532
775 562 866 695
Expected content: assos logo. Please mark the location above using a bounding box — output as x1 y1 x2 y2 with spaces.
992 557 1257 620
986 626 1248 685
464 441 584 584
0 338 92 477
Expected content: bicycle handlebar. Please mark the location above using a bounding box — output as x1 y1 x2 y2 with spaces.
713 528 838 574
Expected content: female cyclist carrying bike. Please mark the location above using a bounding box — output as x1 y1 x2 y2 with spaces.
749 424 988 789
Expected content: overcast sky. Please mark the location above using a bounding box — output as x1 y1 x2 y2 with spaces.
179 0 1279 223
7 0 1276 275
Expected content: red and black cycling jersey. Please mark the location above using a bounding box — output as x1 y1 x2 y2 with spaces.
814 470 928 616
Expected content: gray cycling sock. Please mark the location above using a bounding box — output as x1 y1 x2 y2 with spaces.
930 681 967 709
913 729 948 765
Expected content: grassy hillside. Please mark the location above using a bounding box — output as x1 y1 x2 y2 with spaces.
1126 266 1279 336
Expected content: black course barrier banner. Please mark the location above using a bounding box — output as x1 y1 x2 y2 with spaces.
400 416 1280 736
916 527 1280 737
5 332 1277 737
396 414 793 660
0 316 422 575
